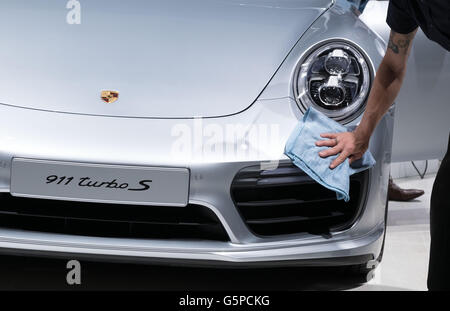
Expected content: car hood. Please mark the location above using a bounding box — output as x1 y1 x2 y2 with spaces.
0 0 331 118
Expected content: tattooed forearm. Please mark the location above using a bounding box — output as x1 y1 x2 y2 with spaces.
387 30 415 55
388 35 399 53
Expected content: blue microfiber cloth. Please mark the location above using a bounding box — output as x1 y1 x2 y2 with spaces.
284 107 375 202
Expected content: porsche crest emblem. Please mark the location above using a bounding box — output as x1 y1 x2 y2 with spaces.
101 90 119 104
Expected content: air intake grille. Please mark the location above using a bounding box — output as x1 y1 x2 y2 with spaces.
231 163 368 236
0 194 230 241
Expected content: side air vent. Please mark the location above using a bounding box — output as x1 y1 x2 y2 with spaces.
231 162 368 236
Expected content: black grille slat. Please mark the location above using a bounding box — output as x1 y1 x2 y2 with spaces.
246 212 346 225
0 194 229 241
260 166 308 177
0 211 214 227
232 175 316 188
231 162 368 236
0 210 217 226
236 197 337 208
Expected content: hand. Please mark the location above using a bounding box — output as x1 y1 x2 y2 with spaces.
315 130 369 169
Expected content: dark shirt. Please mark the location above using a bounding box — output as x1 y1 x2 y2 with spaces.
387 0 450 51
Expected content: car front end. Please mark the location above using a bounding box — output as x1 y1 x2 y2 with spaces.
0 0 393 269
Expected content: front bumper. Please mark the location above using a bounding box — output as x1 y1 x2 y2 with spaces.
0 222 383 267
0 97 393 265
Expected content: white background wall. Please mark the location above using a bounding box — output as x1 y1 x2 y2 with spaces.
390 159 440 179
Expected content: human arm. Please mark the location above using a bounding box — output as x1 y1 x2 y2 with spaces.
316 29 418 169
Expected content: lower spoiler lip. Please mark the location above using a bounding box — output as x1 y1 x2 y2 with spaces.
0 246 374 269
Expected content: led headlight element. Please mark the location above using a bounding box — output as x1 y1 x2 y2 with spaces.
318 75 346 106
294 42 371 123
324 49 350 75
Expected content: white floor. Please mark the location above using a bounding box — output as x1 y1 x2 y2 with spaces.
354 174 436 291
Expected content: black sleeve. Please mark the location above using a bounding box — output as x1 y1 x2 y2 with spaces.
386 0 418 34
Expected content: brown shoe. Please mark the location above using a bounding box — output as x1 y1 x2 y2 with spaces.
388 177 425 201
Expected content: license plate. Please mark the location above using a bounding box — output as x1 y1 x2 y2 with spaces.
10 158 190 206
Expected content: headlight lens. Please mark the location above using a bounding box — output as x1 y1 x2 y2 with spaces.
294 42 371 123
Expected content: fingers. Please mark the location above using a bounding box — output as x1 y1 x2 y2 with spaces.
315 139 337 147
319 145 342 158
316 131 365 169
320 133 338 139
330 150 350 169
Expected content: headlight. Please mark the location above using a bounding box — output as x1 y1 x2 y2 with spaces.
294 41 372 123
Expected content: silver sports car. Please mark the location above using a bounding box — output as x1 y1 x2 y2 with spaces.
0 0 448 275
